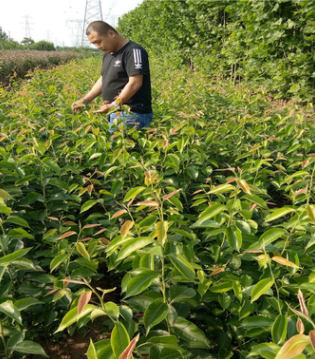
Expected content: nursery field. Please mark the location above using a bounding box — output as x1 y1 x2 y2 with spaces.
1 56 315 359
0 51 81 85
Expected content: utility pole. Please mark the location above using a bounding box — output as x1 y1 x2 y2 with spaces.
81 0 103 47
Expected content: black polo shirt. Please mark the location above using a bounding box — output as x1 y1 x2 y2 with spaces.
101 41 152 114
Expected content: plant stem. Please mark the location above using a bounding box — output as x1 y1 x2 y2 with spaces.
0 319 9 359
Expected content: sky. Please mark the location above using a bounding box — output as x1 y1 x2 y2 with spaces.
0 0 143 47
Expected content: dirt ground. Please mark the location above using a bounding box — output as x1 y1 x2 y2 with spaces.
21 317 111 359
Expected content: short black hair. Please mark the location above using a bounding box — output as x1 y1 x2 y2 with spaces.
86 21 118 36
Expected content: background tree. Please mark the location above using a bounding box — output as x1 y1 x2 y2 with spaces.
0 26 8 41
21 37 35 47
31 40 55 51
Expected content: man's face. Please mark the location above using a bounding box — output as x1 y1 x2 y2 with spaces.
88 30 116 53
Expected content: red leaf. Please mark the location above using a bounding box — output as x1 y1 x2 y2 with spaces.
227 177 237 184
210 268 224 276
94 228 106 236
298 290 309 317
17 129 28 136
79 237 92 242
119 334 140 359
58 231 77 240
78 291 92 314
74 126 82 133
110 133 121 140
136 201 159 207
64 221 77 226
83 224 102 229
163 189 181 201
112 209 127 219
45 288 59 296
61 279 85 285
192 190 203 195
84 125 92 134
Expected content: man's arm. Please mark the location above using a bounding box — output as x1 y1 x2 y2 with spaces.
72 76 103 112
93 75 143 113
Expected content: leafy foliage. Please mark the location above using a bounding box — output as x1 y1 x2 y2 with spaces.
118 0 315 102
1 50 315 358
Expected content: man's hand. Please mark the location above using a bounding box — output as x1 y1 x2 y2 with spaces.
93 104 114 114
71 99 87 112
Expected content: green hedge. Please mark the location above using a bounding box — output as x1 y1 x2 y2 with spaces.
118 0 315 102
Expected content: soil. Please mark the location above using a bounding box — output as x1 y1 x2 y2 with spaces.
21 267 123 359
22 318 111 359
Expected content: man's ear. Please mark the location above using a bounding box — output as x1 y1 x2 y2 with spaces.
108 30 116 38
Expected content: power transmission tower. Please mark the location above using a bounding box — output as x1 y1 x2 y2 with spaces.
21 15 33 39
67 19 84 47
81 0 103 47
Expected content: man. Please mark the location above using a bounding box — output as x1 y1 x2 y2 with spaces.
72 21 153 131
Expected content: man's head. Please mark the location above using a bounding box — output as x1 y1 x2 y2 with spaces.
86 21 119 53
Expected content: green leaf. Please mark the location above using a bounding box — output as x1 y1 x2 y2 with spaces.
111 322 130 358
208 184 235 195
117 237 154 261
104 166 118 178
168 196 183 211
7 332 24 350
123 186 146 202
87 339 98 359
8 228 33 239
274 334 310 359
0 248 32 266
242 316 274 328
50 253 68 272
5 216 30 228
156 221 168 246
80 200 98 213
144 299 168 334
210 281 233 293
171 317 210 348
272 314 287 344
139 215 158 228
0 205 11 216
168 253 195 281
125 269 159 298
243 194 268 209
150 346 183 359
106 235 134 257
170 286 196 303
104 302 119 320
198 203 225 223
259 228 284 248
226 226 242 252
89 152 103 160
0 300 22 324
265 208 295 222
0 188 12 199
166 154 180 173
251 278 274 303
14 341 48 357
75 257 98 272
15 298 43 311
248 343 280 358
55 304 96 333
